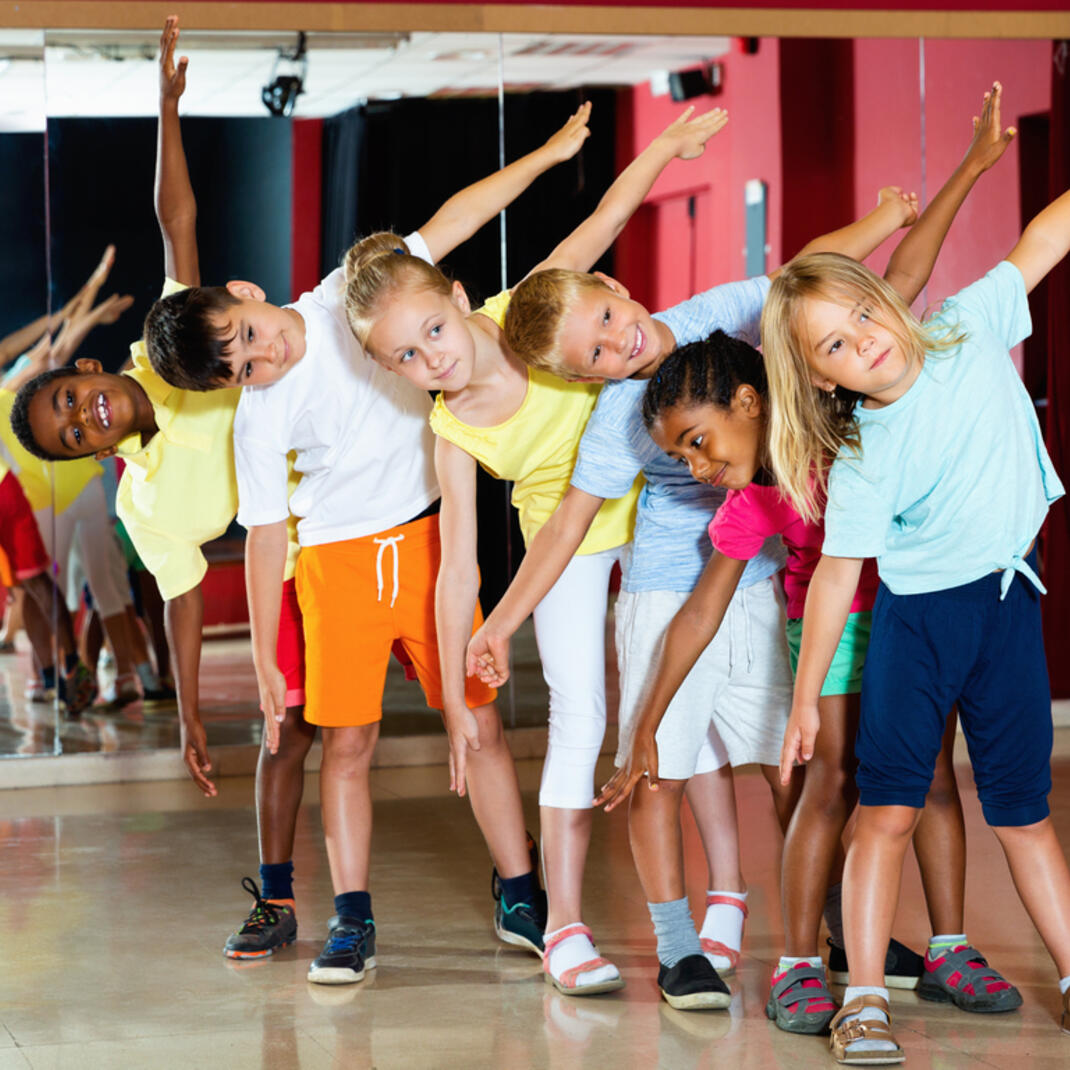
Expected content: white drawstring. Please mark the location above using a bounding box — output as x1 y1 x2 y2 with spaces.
373 534 405 607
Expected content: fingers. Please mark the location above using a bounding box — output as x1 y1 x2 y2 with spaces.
448 750 458 793
184 749 216 797
779 728 800 786
647 752 660 791
453 744 468 797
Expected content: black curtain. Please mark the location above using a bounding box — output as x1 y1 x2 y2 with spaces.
0 133 48 346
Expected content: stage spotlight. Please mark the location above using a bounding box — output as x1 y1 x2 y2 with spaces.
262 32 308 117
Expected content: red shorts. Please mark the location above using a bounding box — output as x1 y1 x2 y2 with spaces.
275 578 306 709
0 471 49 583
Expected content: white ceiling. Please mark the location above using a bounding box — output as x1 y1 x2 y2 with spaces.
0 30 731 130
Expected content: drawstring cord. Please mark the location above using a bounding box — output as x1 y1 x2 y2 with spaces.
373 534 405 607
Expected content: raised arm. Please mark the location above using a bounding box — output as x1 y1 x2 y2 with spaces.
530 106 728 277
418 102 591 263
156 16 199 286
246 520 290 755
595 551 746 810
1008 185 1070 295
778 554 863 784
434 436 486 797
885 81 1016 304
467 485 605 685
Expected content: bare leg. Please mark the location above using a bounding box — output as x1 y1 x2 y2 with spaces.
913 709 966 935
22 572 78 654
0 587 24 645
760 762 805 833
320 722 379 894
843 805 923 987
462 701 530 878
992 819 1070 977
628 779 687 902
21 589 55 670
257 704 316 864
685 766 745 893
81 609 103 672
137 570 170 679
542 805 593 931
100 610 139 681
781 693 859 956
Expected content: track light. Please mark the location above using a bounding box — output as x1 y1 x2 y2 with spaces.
262 32 307 117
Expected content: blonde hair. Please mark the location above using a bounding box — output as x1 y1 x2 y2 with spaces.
762 252 965 522
343 230 452 352
504 269 613 378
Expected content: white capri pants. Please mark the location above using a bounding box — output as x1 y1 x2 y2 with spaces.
35 478 133 619
614 576 792 780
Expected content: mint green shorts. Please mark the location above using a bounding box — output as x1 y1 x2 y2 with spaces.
785 610 871 696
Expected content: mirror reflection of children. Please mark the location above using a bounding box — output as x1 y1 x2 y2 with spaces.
762 174 1070 1062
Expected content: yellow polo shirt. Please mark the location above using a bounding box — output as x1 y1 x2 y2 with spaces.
116 281 300 600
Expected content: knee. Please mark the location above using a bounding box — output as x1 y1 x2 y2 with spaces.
801 761 857 820
858 804 920 841
547 699 606 751
468 703 506 751
322 724 379 773
263 710 315 766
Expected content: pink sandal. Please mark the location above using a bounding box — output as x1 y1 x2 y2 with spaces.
543 923 624 997
700 894 748 974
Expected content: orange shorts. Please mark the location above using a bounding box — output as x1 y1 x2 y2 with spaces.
295 513 497 727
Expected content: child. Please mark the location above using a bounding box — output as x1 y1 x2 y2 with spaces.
629 330 1011 1034
144 98 600 988
344 106 729 998
762 184 1070 1061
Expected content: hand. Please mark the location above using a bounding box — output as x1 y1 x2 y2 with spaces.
160 15 189 103
655 105 729 162
878 185 919 227
180 715 217 797
962 80 1016 176
443 705 481 797
87 292 135 327
779 702 821 785
256 663 288 755
594 727 660 812
465 625 511 687
540 101 592 164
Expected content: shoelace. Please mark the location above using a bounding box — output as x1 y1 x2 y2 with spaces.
325 930 363 953
237 876 281 933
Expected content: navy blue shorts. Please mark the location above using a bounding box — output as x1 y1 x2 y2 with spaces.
857 555 1052 827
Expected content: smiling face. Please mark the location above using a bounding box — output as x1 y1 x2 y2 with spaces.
26 365 144 459
364 282 475 392
209 290 306 387
648 391 765 491
554 286 667 381
801 294 919 407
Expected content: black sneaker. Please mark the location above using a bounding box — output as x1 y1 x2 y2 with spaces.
142 684 178 709
491 830 546 955
307 914 376 985
223 877 297 960
827 936 924 990
658 954 732 1010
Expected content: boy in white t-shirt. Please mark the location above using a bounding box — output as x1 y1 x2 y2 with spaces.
144 111 594 982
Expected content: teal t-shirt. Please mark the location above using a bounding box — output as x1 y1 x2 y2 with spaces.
822 260 1064 596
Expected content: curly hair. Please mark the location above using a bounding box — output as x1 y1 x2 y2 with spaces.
641 329 768 431
143 286 241 391
10 366 82 461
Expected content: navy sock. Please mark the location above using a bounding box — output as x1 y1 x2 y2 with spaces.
64 652 79 675
499 870 540 909
334 891 373 923
259 860 294 901
41 666 56 689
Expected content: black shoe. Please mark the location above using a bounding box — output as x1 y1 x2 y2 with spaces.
658 954 732 1010
307 914 376 985
491 830 547 955
223 877 297 959
142 684 178 709
827 936 924 990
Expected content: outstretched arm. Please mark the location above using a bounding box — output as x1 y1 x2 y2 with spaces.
1008 185 1070 294
156 16 199 286
778 554 862 785
419 102 592 263
595 551 746 811
246 521 289 755
885 81 1016 304
531 106 728 277
467 485 605 686
435 436 486 798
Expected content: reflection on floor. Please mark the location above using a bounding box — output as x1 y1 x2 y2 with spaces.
2 742 1070 1068
0 617 568 759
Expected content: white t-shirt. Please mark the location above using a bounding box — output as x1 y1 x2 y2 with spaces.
234 232 439 547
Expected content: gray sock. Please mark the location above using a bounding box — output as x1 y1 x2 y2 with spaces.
134 660 160 692
648 896 702 968
841 985 896 1053
824 882 844 949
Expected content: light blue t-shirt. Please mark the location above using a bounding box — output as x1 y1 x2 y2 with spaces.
823 261 1063 597
571 277 785 593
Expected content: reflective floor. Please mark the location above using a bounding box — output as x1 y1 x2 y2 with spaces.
3 738 1070 1069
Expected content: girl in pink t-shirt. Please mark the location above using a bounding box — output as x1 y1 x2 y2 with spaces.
597 330 977 1038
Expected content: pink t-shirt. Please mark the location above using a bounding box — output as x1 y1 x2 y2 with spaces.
708 482 878 618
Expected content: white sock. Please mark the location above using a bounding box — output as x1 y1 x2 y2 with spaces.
1059 974 1070 996
135 660 161 692
545 925 618 989
841 985 895 1053
927 933 967 959
700 889 747 969
777 955 823 974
